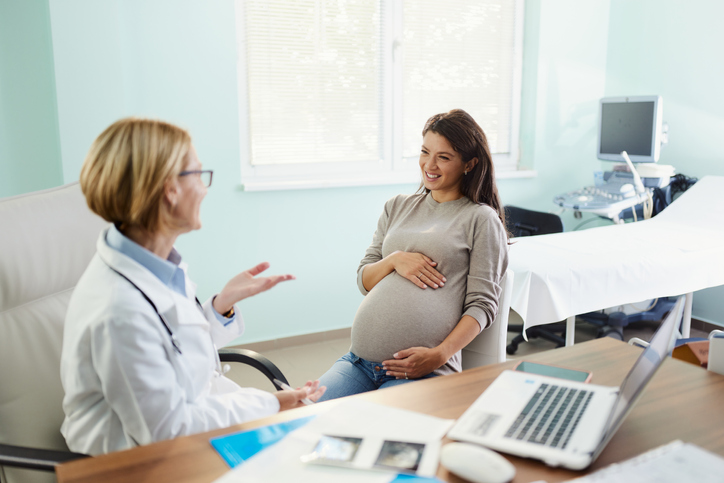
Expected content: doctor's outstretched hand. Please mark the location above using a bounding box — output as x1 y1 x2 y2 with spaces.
275 380 326 410
213 262 295 315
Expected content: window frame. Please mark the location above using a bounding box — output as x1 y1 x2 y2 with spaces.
234 0 526 192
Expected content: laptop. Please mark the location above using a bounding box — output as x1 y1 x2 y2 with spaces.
447 296 685 470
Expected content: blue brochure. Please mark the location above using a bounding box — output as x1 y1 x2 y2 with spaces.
210 415 316 468
391 475 444 482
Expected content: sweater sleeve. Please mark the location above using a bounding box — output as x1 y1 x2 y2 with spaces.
356 198 393 295
463 209 509 331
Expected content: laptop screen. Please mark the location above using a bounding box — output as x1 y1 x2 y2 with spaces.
594 297 684 456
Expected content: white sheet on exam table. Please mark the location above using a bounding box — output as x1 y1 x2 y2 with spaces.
508 175 724 331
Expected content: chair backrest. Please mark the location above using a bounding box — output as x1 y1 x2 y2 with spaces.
504 205 563 237
0 183 107 483
461 269 514 369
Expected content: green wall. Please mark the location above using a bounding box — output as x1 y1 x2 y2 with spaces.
603 0 724 324
0 0 63 197
604 0 724 179
47 0 407 343
2 0 722 341
45 0 615 343
516 0 611 232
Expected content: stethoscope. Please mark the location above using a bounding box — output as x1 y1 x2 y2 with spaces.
103 260 229 375
107 265 185 355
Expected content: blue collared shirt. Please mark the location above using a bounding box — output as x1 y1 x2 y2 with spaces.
106 224 234 325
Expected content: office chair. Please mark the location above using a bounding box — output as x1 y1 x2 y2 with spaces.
0 183 290 483
503 206 566 355
505 205 564 237
462 269 514 369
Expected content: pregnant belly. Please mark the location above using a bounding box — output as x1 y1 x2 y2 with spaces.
350 272 464 362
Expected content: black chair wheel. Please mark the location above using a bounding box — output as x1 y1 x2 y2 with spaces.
506 342 519 355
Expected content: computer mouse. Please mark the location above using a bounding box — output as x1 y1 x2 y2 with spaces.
440 442 516 483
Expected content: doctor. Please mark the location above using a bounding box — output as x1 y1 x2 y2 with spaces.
60 117 324 456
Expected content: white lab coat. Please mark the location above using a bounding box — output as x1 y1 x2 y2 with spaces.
60 229 280 455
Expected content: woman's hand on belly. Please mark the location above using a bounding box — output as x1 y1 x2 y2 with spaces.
389 251 446 290
381 346 446 379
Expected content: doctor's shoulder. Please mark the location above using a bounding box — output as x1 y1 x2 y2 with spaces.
68 258 157 330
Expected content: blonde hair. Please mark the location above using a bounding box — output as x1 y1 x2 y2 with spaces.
80 117 191 233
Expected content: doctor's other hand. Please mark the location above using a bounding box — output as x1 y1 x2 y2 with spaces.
275 380 326 410
213 262 295 314
390 251 445 289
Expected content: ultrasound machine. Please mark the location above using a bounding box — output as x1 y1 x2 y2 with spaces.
553 95 673 224
552 96 681 338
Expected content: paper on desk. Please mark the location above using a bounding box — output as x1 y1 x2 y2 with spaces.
564 440 724 483
212 400 454 483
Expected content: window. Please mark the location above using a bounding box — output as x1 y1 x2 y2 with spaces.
235 0 524 191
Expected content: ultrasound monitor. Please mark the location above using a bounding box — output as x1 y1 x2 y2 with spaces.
597 96 663 163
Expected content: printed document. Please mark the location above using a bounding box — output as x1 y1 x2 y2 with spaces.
212 400 454 483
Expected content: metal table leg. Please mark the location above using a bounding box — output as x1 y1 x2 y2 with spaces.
565 316 576 346
682 292 693 338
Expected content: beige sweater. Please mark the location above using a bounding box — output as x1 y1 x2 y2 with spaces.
350 192 509 375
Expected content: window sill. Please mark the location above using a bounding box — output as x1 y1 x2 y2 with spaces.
496 167 538 180
239 167 537 192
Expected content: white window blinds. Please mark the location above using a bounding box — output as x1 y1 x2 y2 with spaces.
401 0 518 161
242 0 383 166
237 0 523 190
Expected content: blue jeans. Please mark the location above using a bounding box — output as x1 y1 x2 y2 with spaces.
317 352 437 402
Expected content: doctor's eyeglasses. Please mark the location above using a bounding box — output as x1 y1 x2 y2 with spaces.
179 169 213 188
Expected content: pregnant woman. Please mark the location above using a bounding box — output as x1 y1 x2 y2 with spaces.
318 109 509 401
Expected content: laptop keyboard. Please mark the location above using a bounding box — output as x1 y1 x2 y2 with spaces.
504 383 593 449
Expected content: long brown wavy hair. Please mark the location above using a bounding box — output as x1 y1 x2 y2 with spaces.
417 109 507 233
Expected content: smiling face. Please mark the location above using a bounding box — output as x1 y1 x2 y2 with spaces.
167 145 207 234
419 131 477 203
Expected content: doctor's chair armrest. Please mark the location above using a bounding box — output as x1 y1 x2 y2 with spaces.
628 337 650 348
217 348 290 390
0 443 89 472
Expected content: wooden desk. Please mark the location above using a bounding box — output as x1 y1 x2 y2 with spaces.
56 338 724 483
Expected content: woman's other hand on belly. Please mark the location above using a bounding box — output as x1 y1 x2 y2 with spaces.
390 251 446 290
381 347 446 379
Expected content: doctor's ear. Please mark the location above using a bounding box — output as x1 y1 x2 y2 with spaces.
163 177 180 209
